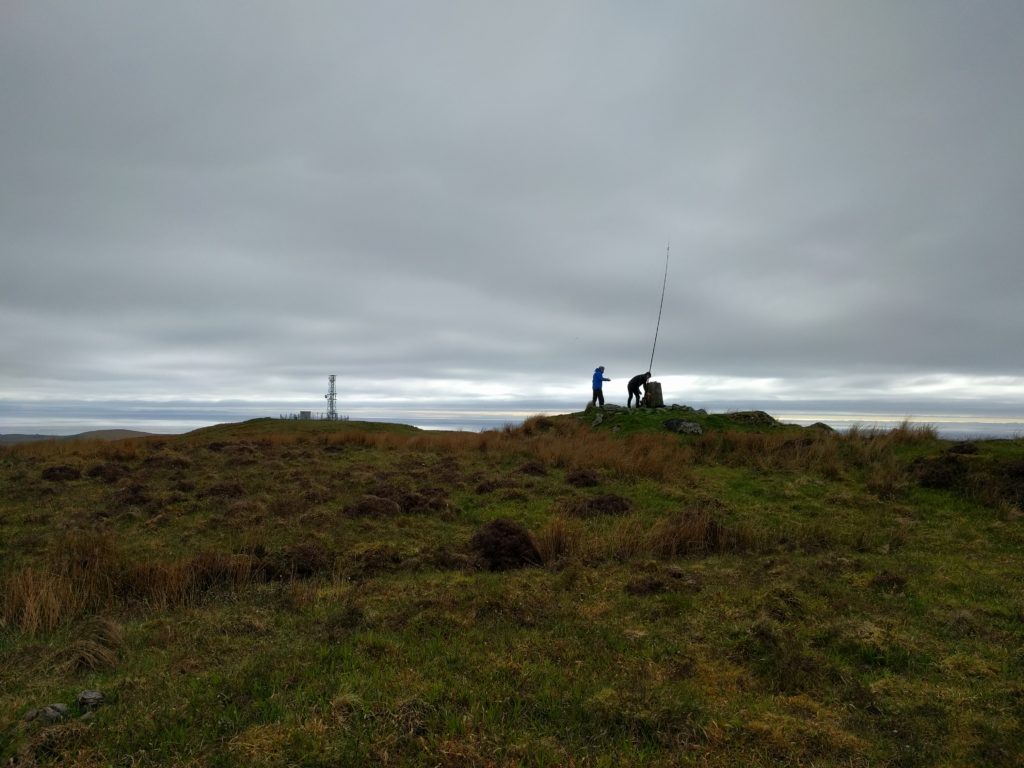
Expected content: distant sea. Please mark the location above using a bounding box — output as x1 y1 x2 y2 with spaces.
1 399 1022 441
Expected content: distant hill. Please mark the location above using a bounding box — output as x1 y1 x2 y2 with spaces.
0 429 155 445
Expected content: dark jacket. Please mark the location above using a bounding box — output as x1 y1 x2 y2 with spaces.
627 373 650 392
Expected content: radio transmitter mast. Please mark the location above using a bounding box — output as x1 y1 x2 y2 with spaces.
325 374 338 420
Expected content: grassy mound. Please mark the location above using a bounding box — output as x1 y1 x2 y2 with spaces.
1 415 1021 765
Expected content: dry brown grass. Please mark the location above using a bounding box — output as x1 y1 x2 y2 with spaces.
50 616 125 673
647 507 757 558
1 532 255 634
0 567 78 634
843 421 937 463
693 431 842 473
292 418 697 484
865 455 908 500
531 428 694 483
533 515 589 564
604 516 651 562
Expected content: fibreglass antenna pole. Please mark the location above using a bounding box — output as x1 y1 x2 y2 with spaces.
648 241 670 375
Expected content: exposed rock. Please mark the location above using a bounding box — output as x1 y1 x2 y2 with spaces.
668 404 708 416
24 703 69 724
76 690 104 711
726 410 779 426
663 419 702 435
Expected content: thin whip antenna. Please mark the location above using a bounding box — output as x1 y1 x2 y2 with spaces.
648 241 670 374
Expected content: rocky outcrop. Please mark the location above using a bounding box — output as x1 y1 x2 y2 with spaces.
726 411 779 426
24 704 69 724
663 419 702 435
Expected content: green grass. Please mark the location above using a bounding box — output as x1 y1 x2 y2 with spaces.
1 415 1022 766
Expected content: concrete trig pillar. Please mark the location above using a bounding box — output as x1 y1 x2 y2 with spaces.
643 381 664 407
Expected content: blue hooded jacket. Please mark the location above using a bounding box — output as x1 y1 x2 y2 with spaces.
592 367 609 389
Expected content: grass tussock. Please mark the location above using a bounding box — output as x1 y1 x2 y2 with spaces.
50 616 125 673
647 506 757 558
1 532 254 634
533 515 589 564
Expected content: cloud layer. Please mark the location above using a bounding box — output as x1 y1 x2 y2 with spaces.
3 1 1023 424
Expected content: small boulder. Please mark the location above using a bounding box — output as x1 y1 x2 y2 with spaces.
24 703 69 724
663 419 702 435
77 690 104 711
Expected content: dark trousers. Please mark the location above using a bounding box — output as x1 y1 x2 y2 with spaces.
592 388 604 407
628 387 642 408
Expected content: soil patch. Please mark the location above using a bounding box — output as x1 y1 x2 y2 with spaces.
470 518 541 571
41 465 81 482
566 469 600 487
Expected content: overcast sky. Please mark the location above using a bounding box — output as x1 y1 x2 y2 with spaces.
2 1 1023 430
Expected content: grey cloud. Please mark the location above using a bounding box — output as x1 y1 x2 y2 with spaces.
2 1 1023 424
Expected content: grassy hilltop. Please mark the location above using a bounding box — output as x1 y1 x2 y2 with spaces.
1 410 1022 766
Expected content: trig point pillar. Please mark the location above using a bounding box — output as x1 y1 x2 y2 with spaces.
644 381 664 407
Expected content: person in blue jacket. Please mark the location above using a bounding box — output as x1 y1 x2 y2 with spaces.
591 366 610 407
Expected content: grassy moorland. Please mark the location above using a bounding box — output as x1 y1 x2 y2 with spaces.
1 410 1022 767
